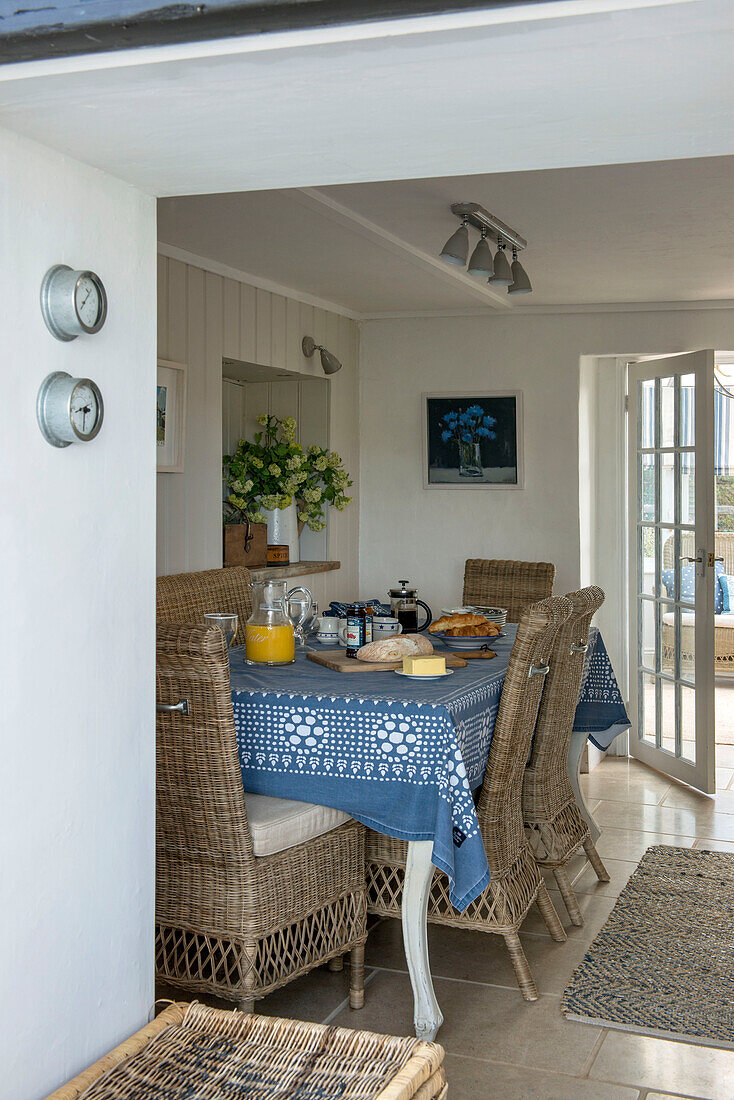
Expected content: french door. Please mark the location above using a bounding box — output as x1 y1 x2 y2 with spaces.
628 351 716 793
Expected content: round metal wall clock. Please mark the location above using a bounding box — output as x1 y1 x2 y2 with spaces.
36 372 104 448
40 264 107 341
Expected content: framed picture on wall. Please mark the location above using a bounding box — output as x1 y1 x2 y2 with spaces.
157 359 187 473
422 391 523 489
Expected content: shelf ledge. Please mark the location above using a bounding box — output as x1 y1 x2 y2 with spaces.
247 560 341 582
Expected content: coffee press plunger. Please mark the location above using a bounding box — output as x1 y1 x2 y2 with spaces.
388 580 433 633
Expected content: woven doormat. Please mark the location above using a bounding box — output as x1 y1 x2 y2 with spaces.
562 845 734 1049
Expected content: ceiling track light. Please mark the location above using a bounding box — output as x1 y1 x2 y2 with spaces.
467 226 494 278
439 215 469 266
508 246 532 295
438 200 532 294
302 335 342 375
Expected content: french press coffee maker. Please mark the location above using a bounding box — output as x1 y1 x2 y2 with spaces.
388 580 433 634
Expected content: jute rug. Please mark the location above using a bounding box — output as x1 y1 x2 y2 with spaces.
562 845 734 1049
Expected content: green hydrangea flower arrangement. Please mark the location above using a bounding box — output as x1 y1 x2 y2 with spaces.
223 413 353 532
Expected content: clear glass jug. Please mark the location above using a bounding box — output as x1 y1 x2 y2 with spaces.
245 580 312 666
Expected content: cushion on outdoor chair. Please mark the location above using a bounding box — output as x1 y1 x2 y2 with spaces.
661 563 725 613
243 792 350 856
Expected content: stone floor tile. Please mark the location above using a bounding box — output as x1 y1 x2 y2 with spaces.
594 828 694 862
592 799 734 841
570 856 637 898
692 836 734 851
156 962 368 1023
521 889 617 940
715 743 734 768
716 768 734 791
330 971 602 1076
365 916 592 995
659 784 734 815
589 1030 734 1099
442 1052 640 1099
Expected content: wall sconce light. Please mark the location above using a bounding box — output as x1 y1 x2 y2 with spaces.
302 336 342 374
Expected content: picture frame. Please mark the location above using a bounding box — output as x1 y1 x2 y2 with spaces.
422 391 524 489
157 359 187 473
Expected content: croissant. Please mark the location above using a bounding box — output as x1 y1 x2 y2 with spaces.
445 623 493 637
429 613 488 634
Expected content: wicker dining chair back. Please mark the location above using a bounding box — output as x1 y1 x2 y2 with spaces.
156 623 255 933
156 622 367 1009
475 595 573 877
157 566 253 643
462 558 555 622
522 586 610 924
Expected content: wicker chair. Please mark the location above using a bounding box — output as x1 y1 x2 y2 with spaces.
367 596 572 1002
463 558 555 622
157 565 253 644
156 623 367 1012
662 531 734 671
47 1002 447 1100
523 587 610 926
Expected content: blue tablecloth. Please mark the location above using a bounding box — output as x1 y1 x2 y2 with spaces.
230 626 628 912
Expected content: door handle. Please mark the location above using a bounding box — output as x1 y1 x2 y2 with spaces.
709 553 724 566
680 555 702 563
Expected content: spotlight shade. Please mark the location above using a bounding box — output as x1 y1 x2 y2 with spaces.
439 222 469 266
489 246 512 286
320 348 342 374
467 234 494 277
508 257 532 294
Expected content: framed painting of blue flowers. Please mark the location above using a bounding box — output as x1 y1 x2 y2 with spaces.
422 392 523 489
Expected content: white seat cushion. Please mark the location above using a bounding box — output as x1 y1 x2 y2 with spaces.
663 610 734 629
243 792 350 857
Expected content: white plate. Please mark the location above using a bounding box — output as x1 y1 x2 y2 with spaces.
393 668 455 680
441 606 472 615
432 631 504 650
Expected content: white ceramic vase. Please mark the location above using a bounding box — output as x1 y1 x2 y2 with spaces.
263 501 300 563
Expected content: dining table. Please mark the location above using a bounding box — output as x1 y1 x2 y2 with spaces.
229 624 629 1040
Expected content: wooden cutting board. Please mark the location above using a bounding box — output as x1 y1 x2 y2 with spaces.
307 649 468 673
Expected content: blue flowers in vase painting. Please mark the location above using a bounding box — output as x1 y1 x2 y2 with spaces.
425 393 520 487
440 405 497 478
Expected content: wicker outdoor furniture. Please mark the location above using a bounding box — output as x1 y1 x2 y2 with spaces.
157 565 253 644
46 1002 447 1100
662 531 734 670
523 587 610 926
367 596 572 1001
462 558 556 622
156 623 367 1012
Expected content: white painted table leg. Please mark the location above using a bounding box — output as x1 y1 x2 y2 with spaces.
568 731 600 842
402 840 443 1041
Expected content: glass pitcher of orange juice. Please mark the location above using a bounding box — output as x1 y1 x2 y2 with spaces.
244 581 312 666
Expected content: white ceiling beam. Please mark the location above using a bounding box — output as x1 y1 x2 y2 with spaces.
292 187 513 310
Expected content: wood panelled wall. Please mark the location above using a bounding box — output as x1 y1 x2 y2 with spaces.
157 253 360 603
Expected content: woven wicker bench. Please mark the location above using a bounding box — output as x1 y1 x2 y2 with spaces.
46 1003 446 1100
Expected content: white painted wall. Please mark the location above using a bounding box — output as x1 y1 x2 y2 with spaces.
0 127 156 1099
359 309 734 685
157 253 360 602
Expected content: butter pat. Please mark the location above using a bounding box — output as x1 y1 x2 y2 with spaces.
403 655 447 676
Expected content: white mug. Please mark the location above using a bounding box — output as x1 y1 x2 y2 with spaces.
372 616 403 637
317 616 340 645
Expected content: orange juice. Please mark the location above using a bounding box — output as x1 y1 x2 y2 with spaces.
245 622 295 665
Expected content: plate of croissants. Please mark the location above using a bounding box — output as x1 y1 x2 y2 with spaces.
428 612 505 650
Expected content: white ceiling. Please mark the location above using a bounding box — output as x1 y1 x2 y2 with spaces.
0 1 733 199
158 156 734 315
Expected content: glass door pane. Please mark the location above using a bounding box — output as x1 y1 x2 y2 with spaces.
628 352 715 793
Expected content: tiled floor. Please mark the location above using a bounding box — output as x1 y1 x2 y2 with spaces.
158 756 734 1099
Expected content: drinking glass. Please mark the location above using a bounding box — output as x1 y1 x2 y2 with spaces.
204 612 238 647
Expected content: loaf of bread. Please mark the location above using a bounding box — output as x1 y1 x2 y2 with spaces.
429 613 489 634
445 622 500 637
402 633 435 655
356 635 433 662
